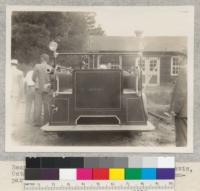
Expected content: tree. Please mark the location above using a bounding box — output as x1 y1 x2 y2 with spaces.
85 13 105 36
11 11 104 65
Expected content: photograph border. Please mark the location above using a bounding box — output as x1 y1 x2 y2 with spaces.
5 5 194 153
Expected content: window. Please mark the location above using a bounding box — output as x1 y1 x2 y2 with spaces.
100 55 122 69
136 56 160 86
136 58 146 72
171 56 180 76
137 57 158 72
149 59 158 72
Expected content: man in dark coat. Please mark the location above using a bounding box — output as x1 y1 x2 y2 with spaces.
170 57 187 146
32 54 52 127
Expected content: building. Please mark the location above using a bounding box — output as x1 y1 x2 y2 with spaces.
85 36 187 86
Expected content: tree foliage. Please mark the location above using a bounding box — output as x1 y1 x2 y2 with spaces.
11 11 104 64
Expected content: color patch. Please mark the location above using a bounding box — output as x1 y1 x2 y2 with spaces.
59 169 77 180
98 158 115 168
93 168 109 180
84 157 100 168
53 158 70 168
40 157 71 168
141 168 156 180
128 157 142 168
39 157 84 168
157 168 175 179
157 157 175 168
26 158 41 168
125 168 142 180
40 168 59 180
25 168 41 180
142 157 158 168
69 158 84 168
113 157 128 168
41 157 57 168
109 168 124 180
77 168 93 180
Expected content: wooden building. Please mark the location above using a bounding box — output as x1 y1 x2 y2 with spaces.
85 36 187 86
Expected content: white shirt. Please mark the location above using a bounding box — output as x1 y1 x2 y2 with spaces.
24 70 35 86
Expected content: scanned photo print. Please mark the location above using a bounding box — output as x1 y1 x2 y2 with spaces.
5 6 194 152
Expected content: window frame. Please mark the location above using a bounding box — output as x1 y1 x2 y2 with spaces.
171 56 180 76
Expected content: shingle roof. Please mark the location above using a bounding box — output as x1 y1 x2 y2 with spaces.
86 36 187 54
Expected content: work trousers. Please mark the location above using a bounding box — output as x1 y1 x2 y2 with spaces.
11 96 21 126
25 86 35 123
34 90 50 126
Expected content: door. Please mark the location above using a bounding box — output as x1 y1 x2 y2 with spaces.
147 57 160 86
136 57 160 86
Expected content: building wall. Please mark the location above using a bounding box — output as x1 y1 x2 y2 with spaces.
160 56 171 84
160 55 178 85
95 52 182 86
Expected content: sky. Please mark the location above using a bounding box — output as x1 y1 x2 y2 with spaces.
93 6 194 36
9 6 194 36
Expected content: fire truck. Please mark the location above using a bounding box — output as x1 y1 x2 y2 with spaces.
41 42 155 132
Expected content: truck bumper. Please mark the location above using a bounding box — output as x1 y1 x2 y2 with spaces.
41 121 155 132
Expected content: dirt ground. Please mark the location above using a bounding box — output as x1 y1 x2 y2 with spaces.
10 85 175 147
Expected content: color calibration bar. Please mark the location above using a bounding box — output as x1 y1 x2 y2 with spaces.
25 157 175 181
26 157 174 168
25 157 174 191
25 167 175 180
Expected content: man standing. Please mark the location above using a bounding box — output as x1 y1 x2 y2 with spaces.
10 59 24 125
24 64 35 124
170 57 187 147
32 54 52 127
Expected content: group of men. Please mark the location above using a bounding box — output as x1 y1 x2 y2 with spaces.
11 53 53 127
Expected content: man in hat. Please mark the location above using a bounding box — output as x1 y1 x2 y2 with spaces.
32 54 52 127
10 59 24 125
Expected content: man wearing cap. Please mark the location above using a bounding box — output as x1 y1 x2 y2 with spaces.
11 59 24 125
32 54 52 127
